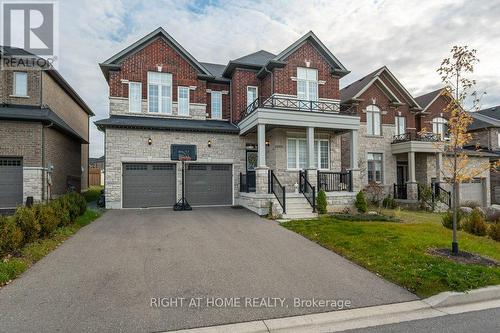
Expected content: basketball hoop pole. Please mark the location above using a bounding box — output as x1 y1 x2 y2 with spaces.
174 157 192 211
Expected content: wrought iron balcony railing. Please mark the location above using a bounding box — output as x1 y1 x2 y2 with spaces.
244 96 340 117
392 131 441 144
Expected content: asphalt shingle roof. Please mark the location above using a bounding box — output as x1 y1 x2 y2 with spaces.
415 88 443 110
199 62 230 82
339 67 383 103
95 115 240 134
477 105 500 120
232 50 276 66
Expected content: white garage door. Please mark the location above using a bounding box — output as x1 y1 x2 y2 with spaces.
460 178 484 206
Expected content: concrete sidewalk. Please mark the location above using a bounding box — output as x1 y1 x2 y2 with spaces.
166 285 500 333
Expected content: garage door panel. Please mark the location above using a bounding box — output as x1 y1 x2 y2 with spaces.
0 158 23 208
186 164 232 206
122 163 176 208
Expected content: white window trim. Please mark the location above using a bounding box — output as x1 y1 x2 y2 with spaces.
247 85 258 106
366 105 382 136
211 91 222 119
297 67 318 101
395 116 406 136
147 72 172 114
432 117 449 139
13 72 28 97
286 137 330 170
367 152 384 184
128 82 142 113
177 86 190 116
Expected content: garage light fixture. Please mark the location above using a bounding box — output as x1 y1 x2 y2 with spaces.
207 140 212 147
265 140 270 146
148 137 152 145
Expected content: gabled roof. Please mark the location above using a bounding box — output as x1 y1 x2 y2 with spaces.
199 62 230 83
99 27 211 80
415 88 445 112
233 50 276 66
469 106 500 131
340 66 421 110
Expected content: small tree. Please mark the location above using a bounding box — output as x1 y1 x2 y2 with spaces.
317 190 327 214
355 191 368 213
435 46 500 254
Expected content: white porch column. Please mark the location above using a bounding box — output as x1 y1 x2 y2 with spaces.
307 127 315 169
350 130 359 169
257 124 266 168
436 152 442 183
407 151 418 200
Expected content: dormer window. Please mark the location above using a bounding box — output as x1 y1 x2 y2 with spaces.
147 72 172 114
297 67 318 102
13 72 28 97
432 117 448 139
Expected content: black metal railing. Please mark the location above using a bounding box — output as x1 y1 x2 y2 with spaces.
392 131 440 144
299 171 316 212
317 171 352 192
432 183 452 208
244 96 341 116
239 172 256 193
268 170 286 214
394 184 408 199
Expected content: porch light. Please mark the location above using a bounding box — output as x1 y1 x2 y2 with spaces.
148 137 152 145
157 64 163 72
265 140 270 146
208 140 212 147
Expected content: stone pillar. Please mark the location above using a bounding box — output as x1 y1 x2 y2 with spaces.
435 152 442 184
349 130 360 192
255 167 269 194
407 151 418 200
257 124 266 168
306 169 318 188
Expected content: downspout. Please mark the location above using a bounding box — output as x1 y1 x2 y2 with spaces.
42 121 54 202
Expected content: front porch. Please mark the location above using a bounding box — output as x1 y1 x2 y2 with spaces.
236 95 361 217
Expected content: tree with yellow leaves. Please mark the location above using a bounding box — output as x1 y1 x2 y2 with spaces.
437 46 499 255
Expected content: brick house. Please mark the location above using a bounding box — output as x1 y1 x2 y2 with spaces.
0 47 94 209
96 27 492 217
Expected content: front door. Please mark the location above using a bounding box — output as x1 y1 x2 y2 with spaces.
396 162 408 199
245 150 257 192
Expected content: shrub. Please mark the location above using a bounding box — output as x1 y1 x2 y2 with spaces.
0 216 23 255
382 196 398 209
441 210 463 230
60 194 80 222
355 191 368 213
363 183 384 206
14 206 40 244
34 204 59 237
462 208 488 236
68 192 86 216
316 190 327 214
488 222 500 241
50 198 71 227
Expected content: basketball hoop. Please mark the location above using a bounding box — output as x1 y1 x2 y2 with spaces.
179 155 192 162
174 155 192 211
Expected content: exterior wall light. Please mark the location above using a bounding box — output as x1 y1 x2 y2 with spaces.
208 140 212 147
265 140 270 146
148 137 152 145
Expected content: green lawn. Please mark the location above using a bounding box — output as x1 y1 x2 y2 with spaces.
82 186 103 203
283 210 500 297
0 209 101 286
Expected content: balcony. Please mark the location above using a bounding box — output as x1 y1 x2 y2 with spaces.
391 131 444 154
245 95 340 117
238 95 358 135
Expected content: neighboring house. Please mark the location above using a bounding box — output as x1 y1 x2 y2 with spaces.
340 72 492 207
89 155 105 170
467 106 500 204
96 28 360 217
89 155 105 186
0 46 94 209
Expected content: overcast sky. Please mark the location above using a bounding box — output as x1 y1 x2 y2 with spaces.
54 0 500 157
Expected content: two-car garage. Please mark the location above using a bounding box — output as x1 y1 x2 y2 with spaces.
122 163 233 208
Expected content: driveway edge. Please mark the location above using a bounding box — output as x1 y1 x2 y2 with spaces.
165 286 500 333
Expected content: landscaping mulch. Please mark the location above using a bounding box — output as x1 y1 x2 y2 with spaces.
428 248 500 267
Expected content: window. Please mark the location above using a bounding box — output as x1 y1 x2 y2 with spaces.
211 91 222 119
287 138 329 170
178 86 190 116
395 116 406 136
432 117 448 139
13 72 28 96
367 153 383 183
297 67 318 102
366 105 381 136
247 86 258 107
147 72 172 114
128 82 142 113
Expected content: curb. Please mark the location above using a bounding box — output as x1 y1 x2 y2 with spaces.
165 285 500 333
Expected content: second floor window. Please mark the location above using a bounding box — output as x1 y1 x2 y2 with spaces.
432 117 448 139
366 105 381 135
297 67 318 101
148 72 172 114
178 86 190 116
367 153 383 183
395 116 406 136
129 82 142 113
13 72 28 96
247 86 258 107
211 91 222 119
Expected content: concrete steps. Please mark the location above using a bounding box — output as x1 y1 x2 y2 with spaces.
281 194 317 220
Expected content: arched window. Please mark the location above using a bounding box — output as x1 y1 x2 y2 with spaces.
366 105 381 135
432 117 448 139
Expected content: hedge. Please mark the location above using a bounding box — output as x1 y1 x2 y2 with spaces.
0 192 87 257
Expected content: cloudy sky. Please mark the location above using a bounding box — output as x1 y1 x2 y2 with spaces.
53 0 500 157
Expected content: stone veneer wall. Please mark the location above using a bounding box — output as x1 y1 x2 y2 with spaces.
105 128 249 209
23 168 43 202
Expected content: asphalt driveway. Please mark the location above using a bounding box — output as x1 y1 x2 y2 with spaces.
0 207 417 332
